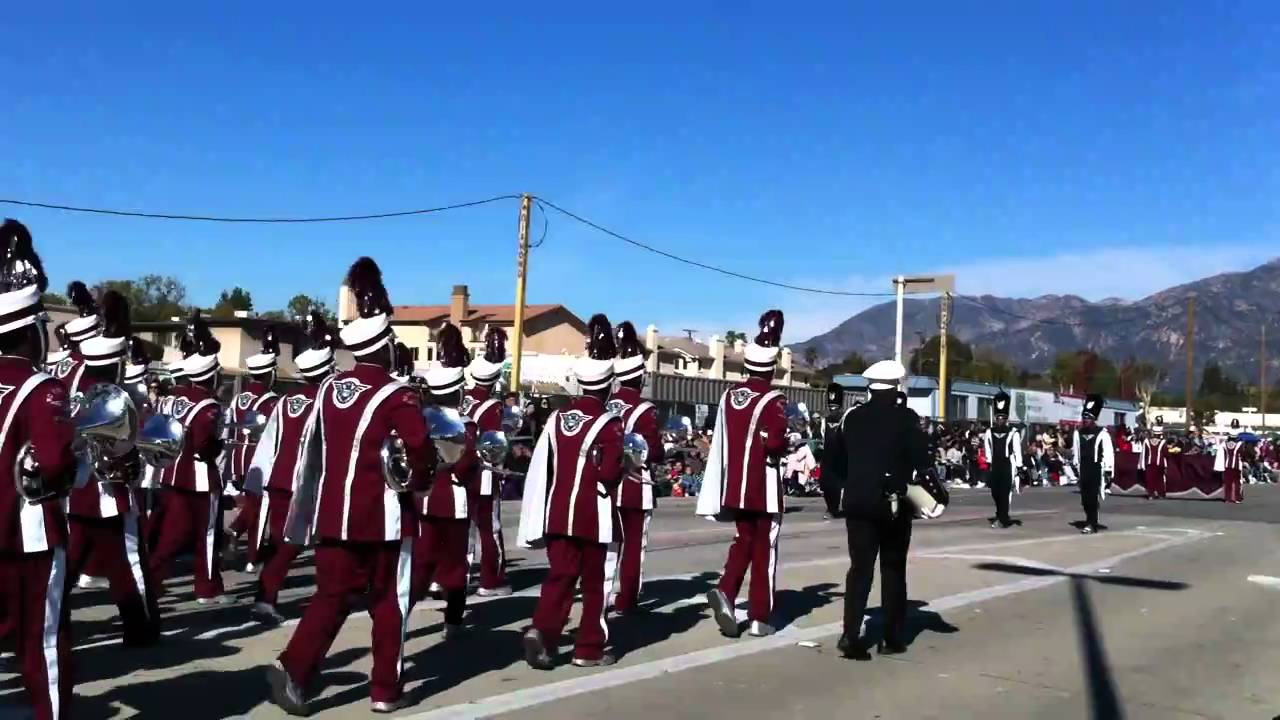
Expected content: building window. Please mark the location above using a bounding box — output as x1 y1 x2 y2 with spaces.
976 397 994 422
947 394 969 421
426 345 435 362
673 356 690 373
411 347 420 361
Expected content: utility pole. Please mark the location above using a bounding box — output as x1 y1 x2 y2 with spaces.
893 276 906 364
938 292 951 422
510 194 532 393
1262 324 1267 429
1184 295 1195 426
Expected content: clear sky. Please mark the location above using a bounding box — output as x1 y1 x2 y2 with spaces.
4 2 1278 345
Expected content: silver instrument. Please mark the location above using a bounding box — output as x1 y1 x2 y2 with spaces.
137 414 184 468
123 379 150 413
381 432 412 493
501 405 524 435
424 405 468 469
784 401 810 434
623 432 649 471
16 383 140 503
477 430 509 468
218 409 268 448
662 415 691 443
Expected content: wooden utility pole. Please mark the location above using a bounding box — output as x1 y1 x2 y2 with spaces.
1185 295 1195 425
510 194 532 392
1262 324 1267 429
938 292 951 422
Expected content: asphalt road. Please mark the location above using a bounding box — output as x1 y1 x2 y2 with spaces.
4 485 1279 719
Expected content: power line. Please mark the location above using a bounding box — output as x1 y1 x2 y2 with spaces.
533 197 895 297
0 194 521 223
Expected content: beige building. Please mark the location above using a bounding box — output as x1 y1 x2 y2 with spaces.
340 284 588 366
645 327 812 387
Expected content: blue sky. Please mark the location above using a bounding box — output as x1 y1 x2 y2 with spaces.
4 2 1278 345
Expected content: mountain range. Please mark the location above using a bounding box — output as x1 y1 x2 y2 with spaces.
794 259 1280 388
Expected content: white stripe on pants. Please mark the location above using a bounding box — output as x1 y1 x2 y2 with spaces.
122 509 150 620
44 547 68 720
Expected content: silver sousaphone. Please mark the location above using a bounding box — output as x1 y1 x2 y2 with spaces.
16 383 140 504
380 405 470 493
476 404 528 476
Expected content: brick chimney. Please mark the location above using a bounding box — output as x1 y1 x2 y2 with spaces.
710 335 726 380
449 285 469 326
337 284 356 325
645 324 659 373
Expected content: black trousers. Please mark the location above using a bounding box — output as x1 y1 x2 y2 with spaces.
1080 474 1100 527
843 510 912 643
989 466 1012 524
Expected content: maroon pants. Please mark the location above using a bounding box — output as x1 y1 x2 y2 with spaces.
412 516 469 624
67 513 159 644
612 508 652 612
148 488 224 599
1143 467 1165 498
255 489 303 605
532 535 609 661
0 549 72 720
469 493 507 589
717 511 781 624
1223 469 1243 503
228 493 264 565
279 539 413 704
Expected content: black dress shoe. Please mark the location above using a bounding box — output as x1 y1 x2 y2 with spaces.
836 633 872 661
878 640 908 656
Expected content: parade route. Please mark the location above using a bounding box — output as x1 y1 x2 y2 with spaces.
5 486 1279 719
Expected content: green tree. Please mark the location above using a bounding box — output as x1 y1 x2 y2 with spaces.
286 294 335 323
725 330 748 345
91 275 188 322
212 286 253 319
41 291 69 306
908 334 972 378
1048 350 1118 395
803 346 819 368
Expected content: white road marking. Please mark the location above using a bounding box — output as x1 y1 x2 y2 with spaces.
401 530 1212 720
1246 575 1280 590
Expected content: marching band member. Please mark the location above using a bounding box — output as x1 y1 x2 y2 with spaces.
981 391 1022 529
251 312 337 624
144 357 189 553
1215 420 1244 504
148 311 229 602
412 323 476 638
1139 417 1168 500
519 314 625 669
698 310 789 638
819 382 854 520
605 321 662 614
124 340 159 540
269 257 435 715
226 327 281 572
1072 394 1113 534
65 292 160 646
464 326 511 596
59 280 114 590
0 219 78 720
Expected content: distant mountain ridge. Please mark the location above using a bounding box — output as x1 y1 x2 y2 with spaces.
793 259 1280 387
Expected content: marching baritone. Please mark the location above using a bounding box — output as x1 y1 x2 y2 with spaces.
827 360 933 661
698 310 789 638
519 314 625 669
1215 419 1244 504
65 291 160 646
0 219 79 720
250 312 337 623
148 311 229 601
270 257 435 715
1071 394 1113 534
1139 417 1168 500
981 391 1022 529
225 326 281 572
605 320 662 614
412 323 476 638
124 339 159 539
464 325 512 596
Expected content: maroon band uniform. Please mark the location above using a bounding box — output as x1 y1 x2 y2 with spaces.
1216 436 1245 504
463 325 511 593
227 377 279 566
0 219 79 720
1139 431 1167 500
274 257 434 711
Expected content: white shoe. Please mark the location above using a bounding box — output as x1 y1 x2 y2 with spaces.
78 575 109 590
476 586 512 597
243 562 256 573
197 595 233 606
